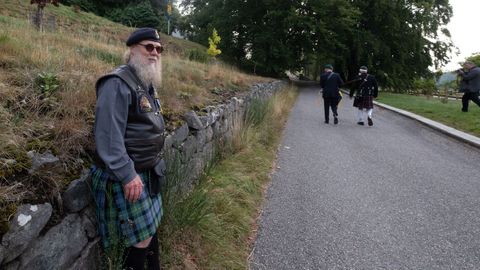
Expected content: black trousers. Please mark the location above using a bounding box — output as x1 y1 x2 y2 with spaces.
323 97 340 123
462 92 480 111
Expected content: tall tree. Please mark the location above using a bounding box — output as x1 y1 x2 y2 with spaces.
181 0 453 88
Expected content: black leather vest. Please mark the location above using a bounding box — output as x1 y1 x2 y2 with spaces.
96 65 165 170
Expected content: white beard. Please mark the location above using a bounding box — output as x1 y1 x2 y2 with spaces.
128 54 162 88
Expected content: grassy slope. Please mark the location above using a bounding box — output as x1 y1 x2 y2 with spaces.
377 92 480 136
0 0 271 234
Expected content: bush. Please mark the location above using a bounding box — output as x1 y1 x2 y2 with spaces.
105 1 161 28
188 48 210 63
76 47 122 66
35 72 60 97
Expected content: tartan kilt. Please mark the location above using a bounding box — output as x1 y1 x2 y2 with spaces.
91 166 163 249
354 96 374 109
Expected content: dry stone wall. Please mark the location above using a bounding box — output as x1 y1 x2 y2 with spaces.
0 80 286 270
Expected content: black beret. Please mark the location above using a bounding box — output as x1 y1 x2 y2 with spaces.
126 28 161 46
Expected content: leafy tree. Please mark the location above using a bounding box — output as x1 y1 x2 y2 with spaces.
181 0 453 90
61 0 181 33
105 1 161 28
207 28 221 58
466 53 480 66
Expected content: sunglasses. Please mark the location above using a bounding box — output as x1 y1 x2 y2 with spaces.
138 43 164 54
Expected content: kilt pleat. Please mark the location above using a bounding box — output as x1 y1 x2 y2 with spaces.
357 96 374 109
91 166 163 249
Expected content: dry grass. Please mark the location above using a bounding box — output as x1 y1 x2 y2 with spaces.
0 0 272 233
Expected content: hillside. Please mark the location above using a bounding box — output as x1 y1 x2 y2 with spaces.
0 0 271 234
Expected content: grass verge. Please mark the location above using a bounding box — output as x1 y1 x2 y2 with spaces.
377 92 480 137
159 85 298 269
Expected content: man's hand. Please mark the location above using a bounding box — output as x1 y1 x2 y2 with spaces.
123 175 144 202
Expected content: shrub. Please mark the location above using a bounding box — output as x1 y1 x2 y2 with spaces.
35 72 60 97
77 47 122 66
188 48 209 63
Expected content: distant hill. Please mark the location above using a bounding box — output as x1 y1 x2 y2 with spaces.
436 72 457 86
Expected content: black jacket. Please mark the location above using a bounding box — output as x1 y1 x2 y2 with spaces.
320 71 344 98
349 74 378 98
460 66 480 93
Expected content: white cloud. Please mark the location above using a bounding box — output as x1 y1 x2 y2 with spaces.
443 0 480 71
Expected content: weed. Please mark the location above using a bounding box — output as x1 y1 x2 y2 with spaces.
0 202 16 235
0 34 9 44
188 48 209 63
35 72 60 97
177 91 192 100
76 46 122 66
245 98 270 127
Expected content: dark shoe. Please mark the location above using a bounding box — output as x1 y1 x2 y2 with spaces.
368 117 373 126
462 109 468 112
324 121 329 124
357 121 364 126
334 117 338 125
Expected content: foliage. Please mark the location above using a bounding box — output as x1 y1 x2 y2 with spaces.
77 47 122 66
180 0 453 89
105 1 160 28
188 48 209 63
207 28 221 58
35 72 60 97
466 53 480 66
61 0 182 34
245 98 270 127
31 0 59 8
413 77 436 96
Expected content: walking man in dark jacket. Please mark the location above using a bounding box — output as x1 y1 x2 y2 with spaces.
320 64 344 124
92 27 166 270
457 61 480 112
349 66 378 126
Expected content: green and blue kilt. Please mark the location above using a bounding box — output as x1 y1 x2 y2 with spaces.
91 166 163 249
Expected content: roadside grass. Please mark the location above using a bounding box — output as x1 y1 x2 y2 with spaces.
159 86 298 269
377 92 480 136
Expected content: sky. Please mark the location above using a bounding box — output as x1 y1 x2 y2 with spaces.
442 0 480 71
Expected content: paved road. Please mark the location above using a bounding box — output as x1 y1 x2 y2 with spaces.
250 86 480 270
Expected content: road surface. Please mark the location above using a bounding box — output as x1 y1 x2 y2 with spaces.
250 86 480 270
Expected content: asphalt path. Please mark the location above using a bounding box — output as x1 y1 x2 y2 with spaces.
250 86 480 270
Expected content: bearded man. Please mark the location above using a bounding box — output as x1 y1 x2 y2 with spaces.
91 28 166 270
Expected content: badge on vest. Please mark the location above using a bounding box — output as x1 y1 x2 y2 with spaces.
139 95 153 112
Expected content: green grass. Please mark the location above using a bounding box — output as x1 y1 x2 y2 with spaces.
159 86 298 269
377 92 480 136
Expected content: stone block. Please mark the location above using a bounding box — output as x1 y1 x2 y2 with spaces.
1 203 52 263
63 172 92 213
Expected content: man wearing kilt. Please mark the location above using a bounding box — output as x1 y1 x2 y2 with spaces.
349 66 378 126
91 28 166 270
